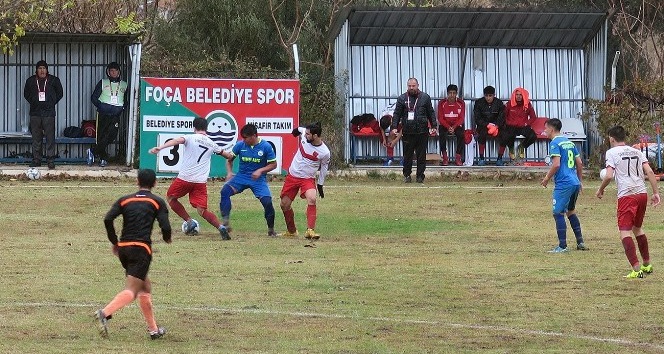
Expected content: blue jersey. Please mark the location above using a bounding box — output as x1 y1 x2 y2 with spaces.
549 135 580 187
232 138 276 179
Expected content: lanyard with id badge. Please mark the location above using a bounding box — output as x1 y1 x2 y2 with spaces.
110 82 120 105
407 95 418 120
37 78 47 102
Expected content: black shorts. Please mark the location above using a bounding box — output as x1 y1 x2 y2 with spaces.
118 245 152 280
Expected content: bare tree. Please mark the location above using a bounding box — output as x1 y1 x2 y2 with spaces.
269 0 315 71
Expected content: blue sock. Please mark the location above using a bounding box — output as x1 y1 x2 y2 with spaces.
219 184 234 223
259 196 275 229
567 214 583 244
553 213 567 249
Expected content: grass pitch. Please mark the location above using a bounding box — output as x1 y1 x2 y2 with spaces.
1 177 664 353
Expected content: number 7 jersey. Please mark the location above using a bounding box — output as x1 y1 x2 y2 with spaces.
605 145 648 197
178 133 223 183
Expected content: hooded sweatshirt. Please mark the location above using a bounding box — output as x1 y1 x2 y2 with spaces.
504 87 536 127
91 62 128 116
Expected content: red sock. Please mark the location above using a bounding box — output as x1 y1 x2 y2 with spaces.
621 237 640 268
498 146 505 156
283 208 296 233
103 289 135 317
636 234 650 264
137 292 158 333
479 144 486 157
168 199 190 221
306 204 317 229
201 210 221 228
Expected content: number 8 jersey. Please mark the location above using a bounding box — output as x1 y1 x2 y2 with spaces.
549 135 581 187
605 145 648 197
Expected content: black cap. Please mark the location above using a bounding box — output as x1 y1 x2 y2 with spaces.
36 60 48 71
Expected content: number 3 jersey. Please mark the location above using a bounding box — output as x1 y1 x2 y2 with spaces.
178 133 222 183
289 127 331 185
605 145 648 198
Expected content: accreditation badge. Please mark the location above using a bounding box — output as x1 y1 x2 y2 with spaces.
38 92 46 102
110 95 119 105
407 111 415 121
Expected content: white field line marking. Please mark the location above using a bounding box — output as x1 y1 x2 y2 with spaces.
8 184 543 190
4 301 664 351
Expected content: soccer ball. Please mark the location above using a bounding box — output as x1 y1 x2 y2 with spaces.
599 168 607 180
26 167 41 180
181 219 200 235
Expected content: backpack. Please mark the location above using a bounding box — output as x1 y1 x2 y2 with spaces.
81 120 96 138
63 126 83 138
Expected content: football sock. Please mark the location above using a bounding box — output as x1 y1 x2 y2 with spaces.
479 144 486 157
219 185 233 221
168 199 190 221
260 196 275 229
306 204 317 229
567 214 583 244
553 213 567 249
137 292 158 333
622 237 639 268
283 208 297 233
636 234 650 264
201 210 221 228
498 146 506 157
103 289 135 317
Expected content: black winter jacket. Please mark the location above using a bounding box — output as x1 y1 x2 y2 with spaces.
391 91 436 135
473 97 505 128
23 74 63 117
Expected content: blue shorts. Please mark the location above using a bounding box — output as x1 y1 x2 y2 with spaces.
552 185 580 214
225 173 272 198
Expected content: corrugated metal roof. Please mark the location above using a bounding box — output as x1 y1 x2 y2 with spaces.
330 7 608 48
20 32 139 44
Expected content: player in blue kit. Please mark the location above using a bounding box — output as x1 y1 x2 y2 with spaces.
219 124 277 239
540 118 587 253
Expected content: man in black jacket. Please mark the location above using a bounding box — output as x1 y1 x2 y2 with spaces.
473 86 505 166
23 60 63 169
391 78 437 183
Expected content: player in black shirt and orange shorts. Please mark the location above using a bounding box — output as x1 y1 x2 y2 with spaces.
95 169 172 339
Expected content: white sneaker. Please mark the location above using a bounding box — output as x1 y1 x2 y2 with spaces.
86 149 94 166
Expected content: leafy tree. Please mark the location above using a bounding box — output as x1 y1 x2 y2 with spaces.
0 1 54 55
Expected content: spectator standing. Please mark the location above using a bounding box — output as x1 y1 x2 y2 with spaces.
596 125 661 279
391 78 437 183
219 124 277 239
23 60 63 169
498 87 537 165
149 117 232 239
90 62 129 167
95 169 171 339
437 84 465 166
540 118 586 253
472 86 504 166
280 123 331 239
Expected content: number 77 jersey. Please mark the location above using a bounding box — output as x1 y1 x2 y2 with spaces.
549 135 581 186
605 145 648 198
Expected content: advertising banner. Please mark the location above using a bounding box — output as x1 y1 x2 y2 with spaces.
139 78 299 177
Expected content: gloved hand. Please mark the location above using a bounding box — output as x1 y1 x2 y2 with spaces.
291 128 301 137
317 184 324 198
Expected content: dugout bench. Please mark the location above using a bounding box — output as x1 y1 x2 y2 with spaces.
0 133 96 163
349 117 587 165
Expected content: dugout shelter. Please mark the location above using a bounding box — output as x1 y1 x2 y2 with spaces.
0 32 142 165
329 7 609 164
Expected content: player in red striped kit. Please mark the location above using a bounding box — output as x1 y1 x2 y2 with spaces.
279 122 331 239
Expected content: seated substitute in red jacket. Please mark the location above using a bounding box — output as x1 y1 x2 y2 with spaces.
437 84 465 166
498 87 537 163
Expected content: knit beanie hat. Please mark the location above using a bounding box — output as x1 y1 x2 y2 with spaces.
36 60 48 71
107 62 120 71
